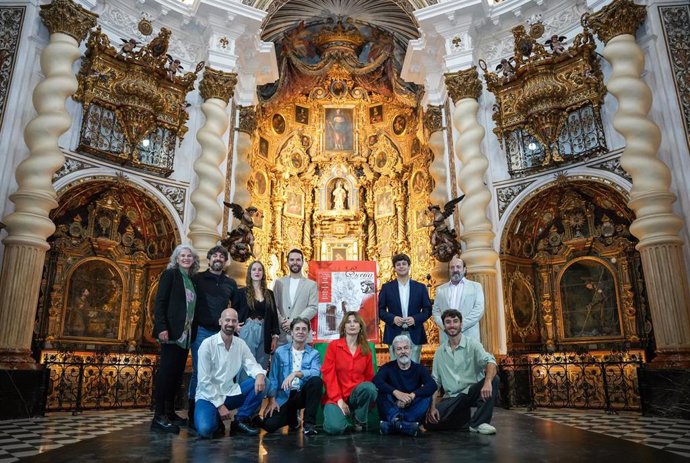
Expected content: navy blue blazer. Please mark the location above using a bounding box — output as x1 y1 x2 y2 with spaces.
378 279 432 345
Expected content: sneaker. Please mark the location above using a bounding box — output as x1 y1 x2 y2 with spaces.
396 421 419 437
469 423 496 435
379 420 394 435
303 424 318 436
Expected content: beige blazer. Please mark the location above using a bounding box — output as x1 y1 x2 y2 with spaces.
432 278 485 343
273 275 318 343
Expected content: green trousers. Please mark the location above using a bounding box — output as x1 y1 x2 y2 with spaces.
323 381 377 435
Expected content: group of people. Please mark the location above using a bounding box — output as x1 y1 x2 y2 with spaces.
151 245 498 439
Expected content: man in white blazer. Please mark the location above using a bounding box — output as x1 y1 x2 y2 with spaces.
273 248 318 345
432 255 485 345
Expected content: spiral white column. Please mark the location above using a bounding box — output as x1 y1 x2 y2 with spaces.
590 0 690 367
446 67 501 354
0 0 97 368
188 68 237 268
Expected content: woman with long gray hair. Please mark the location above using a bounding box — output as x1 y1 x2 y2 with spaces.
151 244 199 434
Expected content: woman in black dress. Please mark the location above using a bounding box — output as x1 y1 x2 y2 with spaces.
235 260 280 368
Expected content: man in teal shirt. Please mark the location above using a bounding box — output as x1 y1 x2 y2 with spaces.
425 309 499 435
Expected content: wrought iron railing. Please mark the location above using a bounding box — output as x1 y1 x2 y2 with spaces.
41 350 158 413
499 350 644 412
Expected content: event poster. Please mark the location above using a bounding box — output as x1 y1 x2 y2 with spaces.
308 261 378 343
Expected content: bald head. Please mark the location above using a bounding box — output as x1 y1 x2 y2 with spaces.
219 308 239 337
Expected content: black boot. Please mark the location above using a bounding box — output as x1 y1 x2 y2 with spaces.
151 414 180 434
165 400 187 426
187 399 196 430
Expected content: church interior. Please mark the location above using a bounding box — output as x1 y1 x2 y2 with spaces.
0 0 689 461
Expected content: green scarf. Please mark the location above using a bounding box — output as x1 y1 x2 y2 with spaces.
175 268 196 349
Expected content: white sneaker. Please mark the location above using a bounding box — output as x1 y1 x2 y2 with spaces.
469 423 496 435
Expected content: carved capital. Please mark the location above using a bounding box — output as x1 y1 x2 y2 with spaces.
39 0 98 43
238 106 257 134
587 0 647 44
199 67 238 103
424 105 443 134
445 66 482 103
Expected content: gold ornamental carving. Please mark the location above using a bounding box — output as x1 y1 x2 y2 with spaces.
480 17 606 168
445 66 482 103
199 67 238 103
74 27 203 175
238 106 257 134
586 0 647 45
424 105 443 134
39 0 98 43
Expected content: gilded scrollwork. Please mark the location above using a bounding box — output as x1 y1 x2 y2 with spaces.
199 67 238 103
445 66 482 103
39 0 98 44
586 0 647 45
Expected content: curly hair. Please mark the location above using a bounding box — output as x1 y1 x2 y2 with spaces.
167 244 200 275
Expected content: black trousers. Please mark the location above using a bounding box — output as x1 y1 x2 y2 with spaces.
425 376 500 431
263 376 323 432
153 343 189 415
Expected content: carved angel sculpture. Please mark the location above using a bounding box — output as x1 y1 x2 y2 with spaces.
221 203 260 262
427 195 465 262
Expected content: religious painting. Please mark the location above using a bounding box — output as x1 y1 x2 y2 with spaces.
510 276 536 331
309 260 378 343
259 137 269 158
330 80 348 98
284 189 304 218
295 105 309 125
375 189 394 218
415 208 428 230
369 104 383 124
558 258 622 339
253 171 267 196
331 248 348 261
324 107 354 152
411 171 425 194
63 259 124 340
392 114 407 135
411 138 421 157
272 113 286 134
374 151 387 169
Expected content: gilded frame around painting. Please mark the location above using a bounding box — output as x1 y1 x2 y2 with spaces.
323 106 355 153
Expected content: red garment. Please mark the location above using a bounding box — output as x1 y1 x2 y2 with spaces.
321 338 374 404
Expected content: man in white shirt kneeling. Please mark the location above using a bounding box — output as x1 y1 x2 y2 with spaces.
194 308 267 438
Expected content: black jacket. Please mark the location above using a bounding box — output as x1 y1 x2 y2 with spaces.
153 268 194 341
234 287 280 354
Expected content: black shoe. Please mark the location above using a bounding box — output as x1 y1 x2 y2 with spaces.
233 420 259 436
303 423 318 436
396 421 419 437
167 412 187 426
151 415 180 434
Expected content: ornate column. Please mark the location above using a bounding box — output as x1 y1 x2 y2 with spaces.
589 0 690 367
189 68 237 267
445 67 501 354
0 0 97 369
427 126 449 284
232 107 256 210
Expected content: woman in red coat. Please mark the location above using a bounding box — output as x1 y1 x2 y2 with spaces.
321 311 378 434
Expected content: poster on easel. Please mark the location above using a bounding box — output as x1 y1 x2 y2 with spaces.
308 261 378 343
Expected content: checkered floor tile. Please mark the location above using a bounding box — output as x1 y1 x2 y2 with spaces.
516 408 690 459
0 410 150 463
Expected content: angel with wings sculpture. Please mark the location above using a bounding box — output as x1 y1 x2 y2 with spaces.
221 203 261 262
427 195 465 262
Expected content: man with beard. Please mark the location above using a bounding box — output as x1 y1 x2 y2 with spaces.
194 308 267 438
378 253 432 362
274 249 318 345
373 335 437 436
432 255 484 345
263 317 323 435
188 245 238 429
425 309 498 435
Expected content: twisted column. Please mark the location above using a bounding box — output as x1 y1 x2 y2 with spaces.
445 67 501 354
0 0 96 368
589 0 690 367
427 130 449 284
189 67 237 268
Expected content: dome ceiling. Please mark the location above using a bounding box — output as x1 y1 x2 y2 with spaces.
259 0 421 46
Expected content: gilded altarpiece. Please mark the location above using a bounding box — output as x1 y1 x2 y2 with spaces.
500 178 651 354
247 19 434 288
37 179 178 351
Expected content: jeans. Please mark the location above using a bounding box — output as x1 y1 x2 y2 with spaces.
189 326 217 400
377 393 431 423
194 378 265 438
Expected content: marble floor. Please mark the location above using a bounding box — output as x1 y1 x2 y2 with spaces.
0 408 688 463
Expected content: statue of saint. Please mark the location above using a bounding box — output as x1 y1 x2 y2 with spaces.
332 180 348 210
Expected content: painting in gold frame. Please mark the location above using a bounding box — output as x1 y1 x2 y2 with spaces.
284 189 304 219
324 107 354 152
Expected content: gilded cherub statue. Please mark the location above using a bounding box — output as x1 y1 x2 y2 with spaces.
427 195 465 262
221 203 261 262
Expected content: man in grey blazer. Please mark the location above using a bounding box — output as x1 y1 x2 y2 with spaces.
273 249 318 345
432 255 485 345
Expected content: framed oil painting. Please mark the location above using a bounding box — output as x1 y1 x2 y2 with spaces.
295 105 309 125
558 258 622 340
284 189 304 219
375 189 394 218
369 105 383 124
324 107 354 152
